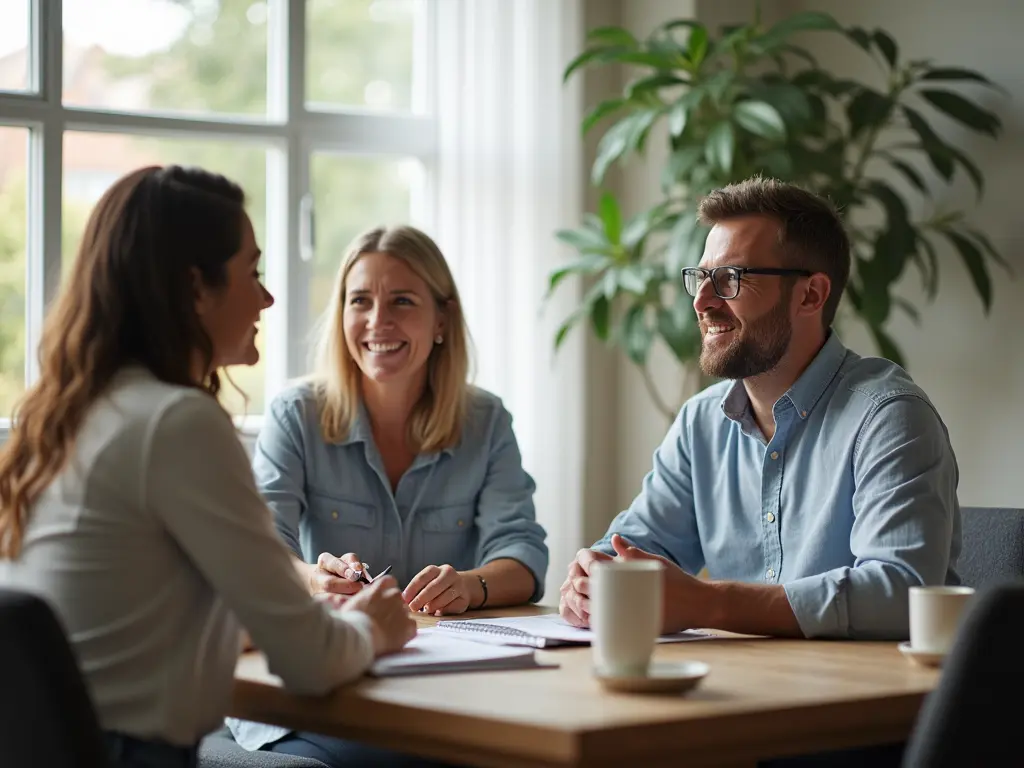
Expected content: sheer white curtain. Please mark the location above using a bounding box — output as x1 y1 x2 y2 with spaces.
433 0 586 604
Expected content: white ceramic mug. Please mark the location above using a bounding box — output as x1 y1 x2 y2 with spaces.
909 585 975 654
590 559 663 677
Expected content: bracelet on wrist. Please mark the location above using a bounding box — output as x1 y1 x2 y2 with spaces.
474 574 489 610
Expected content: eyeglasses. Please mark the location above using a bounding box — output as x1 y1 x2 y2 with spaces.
681 266 813 300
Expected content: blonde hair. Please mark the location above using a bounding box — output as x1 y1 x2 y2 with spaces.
310 225 471 452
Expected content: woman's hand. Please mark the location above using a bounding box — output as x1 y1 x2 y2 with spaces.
341 576 417 656
305 551 367 596
403 564 477 615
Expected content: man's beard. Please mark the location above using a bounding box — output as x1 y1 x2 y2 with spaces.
699 290 793 380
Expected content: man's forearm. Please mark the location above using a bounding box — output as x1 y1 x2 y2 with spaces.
703 581 804 637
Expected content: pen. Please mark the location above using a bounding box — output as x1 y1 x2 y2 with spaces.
355 564 392 585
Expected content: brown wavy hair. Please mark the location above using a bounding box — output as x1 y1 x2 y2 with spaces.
0 165 247 558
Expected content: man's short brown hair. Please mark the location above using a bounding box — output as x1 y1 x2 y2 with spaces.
697 177 851 328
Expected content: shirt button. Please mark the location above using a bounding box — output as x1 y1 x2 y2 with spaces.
331 510 339 520
766 568 775 579
457 519 465 527
801 410 808 418
770 451 779 460
766 512 775 523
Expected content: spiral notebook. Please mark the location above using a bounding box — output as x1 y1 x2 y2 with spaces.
435 613 711 649
369 628 552 676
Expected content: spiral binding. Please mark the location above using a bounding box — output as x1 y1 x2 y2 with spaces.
437 621 532 638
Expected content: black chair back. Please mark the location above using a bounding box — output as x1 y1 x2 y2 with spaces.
902 580 1024 767
0 588 110 767
957 507 1024 588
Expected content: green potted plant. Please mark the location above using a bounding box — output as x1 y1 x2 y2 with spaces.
547 9 1008 421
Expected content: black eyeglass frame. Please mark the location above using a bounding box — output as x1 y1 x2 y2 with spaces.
681 266 813 299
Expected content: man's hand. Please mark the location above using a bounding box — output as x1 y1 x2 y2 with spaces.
609 534 713 633
558 547 614 627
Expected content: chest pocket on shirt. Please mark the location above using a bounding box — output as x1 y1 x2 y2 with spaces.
305 492 380 560
417 503 476 570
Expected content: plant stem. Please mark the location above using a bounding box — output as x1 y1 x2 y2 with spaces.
638 361 677 423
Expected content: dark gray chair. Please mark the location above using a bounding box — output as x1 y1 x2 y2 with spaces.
0 588 111 768
199 727 326 767
901 580 1024 767
957 506 1024 588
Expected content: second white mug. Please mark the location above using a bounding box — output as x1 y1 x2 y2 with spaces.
590 559 663 677
909 585 975 654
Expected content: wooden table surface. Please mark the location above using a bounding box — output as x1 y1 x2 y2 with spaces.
230 606 938 767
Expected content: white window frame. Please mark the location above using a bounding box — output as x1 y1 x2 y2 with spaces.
0 0 437 438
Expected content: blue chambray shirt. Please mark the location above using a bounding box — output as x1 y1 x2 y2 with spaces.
253 383 549 595
595 331 961 640
229 383 549 751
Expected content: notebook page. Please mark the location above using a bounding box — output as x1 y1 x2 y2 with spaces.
437 613 711 644
370 628 538 676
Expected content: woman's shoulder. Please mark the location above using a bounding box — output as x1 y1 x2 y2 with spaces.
458 386 517 445
265 379 322 423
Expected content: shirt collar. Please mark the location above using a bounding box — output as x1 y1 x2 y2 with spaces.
340 398 456 458
783 330 848 420
719 330 849 423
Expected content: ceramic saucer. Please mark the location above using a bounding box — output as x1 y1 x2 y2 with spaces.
898 642 945 668
596 660 710 694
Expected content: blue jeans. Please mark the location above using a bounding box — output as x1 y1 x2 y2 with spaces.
105 731 198 768
266 731 460 767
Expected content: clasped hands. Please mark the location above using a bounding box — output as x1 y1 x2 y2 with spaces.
559 533 712 633
308 551 478 616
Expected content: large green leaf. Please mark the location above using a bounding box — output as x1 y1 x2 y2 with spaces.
591 109 660 184
888 158 928 195
705 121 735 173
582 98 628 136
919 67 1005 92
590 295 612 339
621 304 653 365
626 73 688 100
918 89 1001 137
866 180 916 283
546 254 612 297
872 29 898 68
892 296 921 325
857 258 893 325
902 106 955 180
586 26 639 48
616 51 685 70
564 46 632 82
753 11 843 53
667 89 703 137
747 81 813 125
734 100 787 141
845 26 873 52
687 25 709 68
963 227 1011 273
598 192 623 245
846 87 892 139
554 227 609 254
942 229 992 312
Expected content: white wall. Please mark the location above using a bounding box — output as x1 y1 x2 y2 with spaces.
609 0 1024 513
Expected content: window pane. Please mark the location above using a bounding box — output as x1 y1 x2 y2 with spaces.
309 154 418 327
0 127 28 418
63 0 268 116
62 132 269 416
307 0 419 112
0 1 30 92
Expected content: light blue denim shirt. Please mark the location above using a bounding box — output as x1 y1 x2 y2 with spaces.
229 382 549 750
253 382 548 594
595 331 961 640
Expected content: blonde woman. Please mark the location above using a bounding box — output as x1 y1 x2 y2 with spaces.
228 225 547 764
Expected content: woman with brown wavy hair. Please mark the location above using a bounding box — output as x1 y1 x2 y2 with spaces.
0 165 415 768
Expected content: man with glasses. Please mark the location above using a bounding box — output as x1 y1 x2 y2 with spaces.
560 177 961 643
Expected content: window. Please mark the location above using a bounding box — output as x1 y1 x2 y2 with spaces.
0 127 28 417
0 2 31 93
0 0 434 428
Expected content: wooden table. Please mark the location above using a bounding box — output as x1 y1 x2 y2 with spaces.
230 607 938 767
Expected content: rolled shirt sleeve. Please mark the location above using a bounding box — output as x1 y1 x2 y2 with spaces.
784 394 960 639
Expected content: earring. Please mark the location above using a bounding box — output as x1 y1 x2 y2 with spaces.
434 335 443 344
